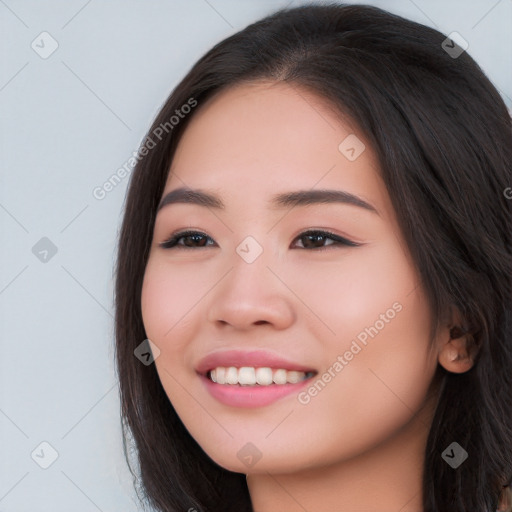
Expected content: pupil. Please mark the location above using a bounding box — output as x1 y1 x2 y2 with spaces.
186 234 206 247
304 234 323 248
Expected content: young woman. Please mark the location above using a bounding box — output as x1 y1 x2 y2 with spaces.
114 3 512 511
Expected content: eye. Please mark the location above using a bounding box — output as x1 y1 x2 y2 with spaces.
159 229 360 250
159 230 215 249
292 230 361 250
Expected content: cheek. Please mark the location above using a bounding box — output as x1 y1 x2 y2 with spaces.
141 263 170 342
141 259 201 346
288 237 424 343
288 240 436 454
140 260 199 406
321 237 435 384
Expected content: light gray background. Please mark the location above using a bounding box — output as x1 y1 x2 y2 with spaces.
1 1 511 510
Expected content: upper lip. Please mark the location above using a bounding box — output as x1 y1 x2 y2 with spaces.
195 349 317 375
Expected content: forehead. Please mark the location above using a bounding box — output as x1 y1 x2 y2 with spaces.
165 81 390 219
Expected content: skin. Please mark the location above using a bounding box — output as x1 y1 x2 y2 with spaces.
141 81 476 512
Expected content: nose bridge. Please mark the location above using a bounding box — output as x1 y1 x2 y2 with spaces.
227 233 275 296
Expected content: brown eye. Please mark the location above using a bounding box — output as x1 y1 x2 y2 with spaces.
160 231 215 249
293 230 360 250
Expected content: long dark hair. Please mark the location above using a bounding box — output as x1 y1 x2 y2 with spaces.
114 3 512 511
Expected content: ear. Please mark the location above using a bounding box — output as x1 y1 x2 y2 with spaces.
497 485 512 512
437 306 478 374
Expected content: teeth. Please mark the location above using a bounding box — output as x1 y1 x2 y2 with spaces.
286 370 302 383
215 367 226 384
226 367 238 385
239 367 256 385
255 367 273 386
273 368 287 385
208 366 312 386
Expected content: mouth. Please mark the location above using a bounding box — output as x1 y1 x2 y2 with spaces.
206 366 317 386
195 350 318 407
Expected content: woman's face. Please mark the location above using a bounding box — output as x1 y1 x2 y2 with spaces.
141 81 444 474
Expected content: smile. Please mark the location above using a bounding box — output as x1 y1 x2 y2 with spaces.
208 366 315 386
196 349 318 407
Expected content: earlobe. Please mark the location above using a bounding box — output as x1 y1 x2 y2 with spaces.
437 321 477 374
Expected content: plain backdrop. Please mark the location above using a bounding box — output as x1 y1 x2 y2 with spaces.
1 0 511 510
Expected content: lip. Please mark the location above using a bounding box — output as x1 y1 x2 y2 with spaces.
199 373 313 408
195 349 316 375
195 349 317 408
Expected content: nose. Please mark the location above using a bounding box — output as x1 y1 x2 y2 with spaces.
206 251 295 331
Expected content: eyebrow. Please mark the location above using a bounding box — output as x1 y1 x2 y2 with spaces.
156 187 379 215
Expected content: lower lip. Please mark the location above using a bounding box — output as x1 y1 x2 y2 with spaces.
199 373 313 408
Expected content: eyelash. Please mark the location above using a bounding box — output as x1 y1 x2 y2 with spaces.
159 229 361 251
